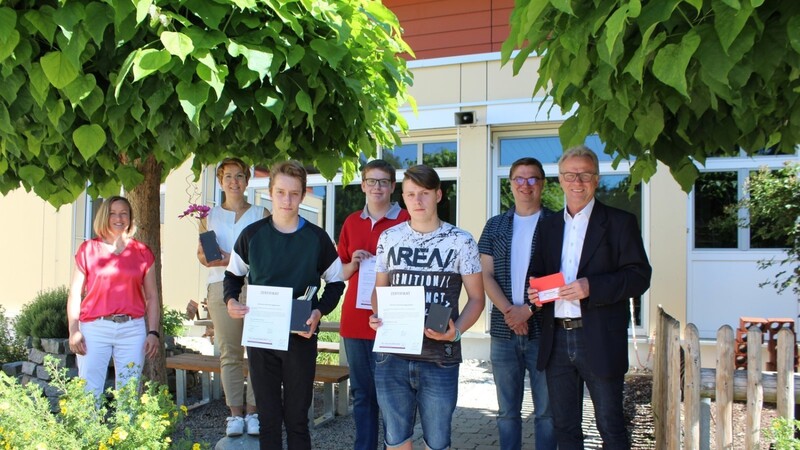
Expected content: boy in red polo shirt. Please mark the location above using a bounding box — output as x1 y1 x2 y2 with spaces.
337 159 409 450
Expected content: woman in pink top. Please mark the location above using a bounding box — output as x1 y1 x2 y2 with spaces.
67 196 160 399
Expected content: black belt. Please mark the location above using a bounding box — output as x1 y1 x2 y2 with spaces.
98 314 134 323
555 318 583 330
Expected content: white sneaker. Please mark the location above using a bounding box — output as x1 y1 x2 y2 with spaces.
225 416 245 437
245 413 260 436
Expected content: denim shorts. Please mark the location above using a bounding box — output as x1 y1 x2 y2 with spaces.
374 353 459 450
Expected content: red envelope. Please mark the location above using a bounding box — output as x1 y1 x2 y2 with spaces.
528 273 566 303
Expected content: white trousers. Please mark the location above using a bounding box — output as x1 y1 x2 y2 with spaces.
77 317 146 397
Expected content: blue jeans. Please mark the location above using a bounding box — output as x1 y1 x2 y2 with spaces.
374 353 459 450
491 335 556 450
343 337 382 450
546 327 629 450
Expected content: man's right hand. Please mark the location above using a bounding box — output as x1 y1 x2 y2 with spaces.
226 298 249 319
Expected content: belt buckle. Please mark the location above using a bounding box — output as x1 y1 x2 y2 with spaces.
111 314 128 323
563 319 576 330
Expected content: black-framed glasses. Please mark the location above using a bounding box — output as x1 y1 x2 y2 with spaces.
560 172 597 183
364 178 392 187
512 176 540 186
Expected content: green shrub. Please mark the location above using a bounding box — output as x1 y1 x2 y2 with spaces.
15 286 69 340
317 303 342 365
0 356 207 449
766 417 800 449
162 308 186 337
0 306 26 365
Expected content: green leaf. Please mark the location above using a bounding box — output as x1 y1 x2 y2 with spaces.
714 0 753 53
632 103 664 146
310 38 348 69
63 74 96 105
184 0 228 29
27 63 49 107
40 51 79 89
73 124 106 160
0 29 19 62
24 8 57 44
133 49 171 81
84 3 112 45
550 0 575 15
0 8 17 43
652 30 701 97
0 103 13 134
231 0 257 9
601 6 628 64
52 2 84 31
295 90 314 126
160 31 194 62
135 0 152 24
114 50 137 99
788 16 800 53
176 80 209 126
117 165 144 190
47 153 66 171
19 165 46 186
196 55 227 100
47 99 65 127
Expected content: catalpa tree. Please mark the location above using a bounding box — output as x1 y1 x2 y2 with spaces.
503 0 799 192
0 0 413 380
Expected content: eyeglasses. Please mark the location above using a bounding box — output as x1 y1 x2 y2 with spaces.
512 176 540 186
364 178 392 187
560 172 597 183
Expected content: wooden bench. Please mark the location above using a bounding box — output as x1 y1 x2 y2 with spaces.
166 353 350 427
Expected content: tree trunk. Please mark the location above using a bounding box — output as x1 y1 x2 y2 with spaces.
126 153 167 384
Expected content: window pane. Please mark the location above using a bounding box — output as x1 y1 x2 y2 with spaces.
393 180 457 225
384 144 418 169
498 176 564 212
749 169 791 249
334 184 367 240
422 142 457 168
694 172 737 248
252 186 328 231
499 135 610 166
595 175 642 226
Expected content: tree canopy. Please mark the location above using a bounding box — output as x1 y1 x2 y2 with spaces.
0 0 414 207
502 0 800 192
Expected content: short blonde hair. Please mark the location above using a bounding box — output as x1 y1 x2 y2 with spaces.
216 157 251 183
93 196 135 239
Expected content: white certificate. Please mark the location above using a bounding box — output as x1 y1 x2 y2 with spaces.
356 257 377 310
373 286 425 355
241 285 292 351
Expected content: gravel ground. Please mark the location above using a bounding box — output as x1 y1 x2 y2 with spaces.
172 363 780 449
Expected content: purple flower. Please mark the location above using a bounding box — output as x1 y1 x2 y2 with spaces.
178 204 211 220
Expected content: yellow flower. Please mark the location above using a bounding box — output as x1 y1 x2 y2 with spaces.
98 443 108 450
0 402 8 411
140 393 150 404
113 428 128 441
164 437 172 444
180 405 188 414
35 443 47 450
141 421 150 430
192 444 201 450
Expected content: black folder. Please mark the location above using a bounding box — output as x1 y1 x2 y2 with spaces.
199 230 222 262
425 303 452 333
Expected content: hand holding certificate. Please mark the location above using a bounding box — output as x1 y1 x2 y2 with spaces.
529 273 566 303
372 286 425 355
241 285 293 351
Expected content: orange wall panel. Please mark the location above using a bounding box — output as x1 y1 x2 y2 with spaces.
385 0 515 60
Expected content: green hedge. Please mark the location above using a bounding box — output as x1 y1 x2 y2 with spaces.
15 286 69 340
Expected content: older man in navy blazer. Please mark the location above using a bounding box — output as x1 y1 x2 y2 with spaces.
528 145 651 449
